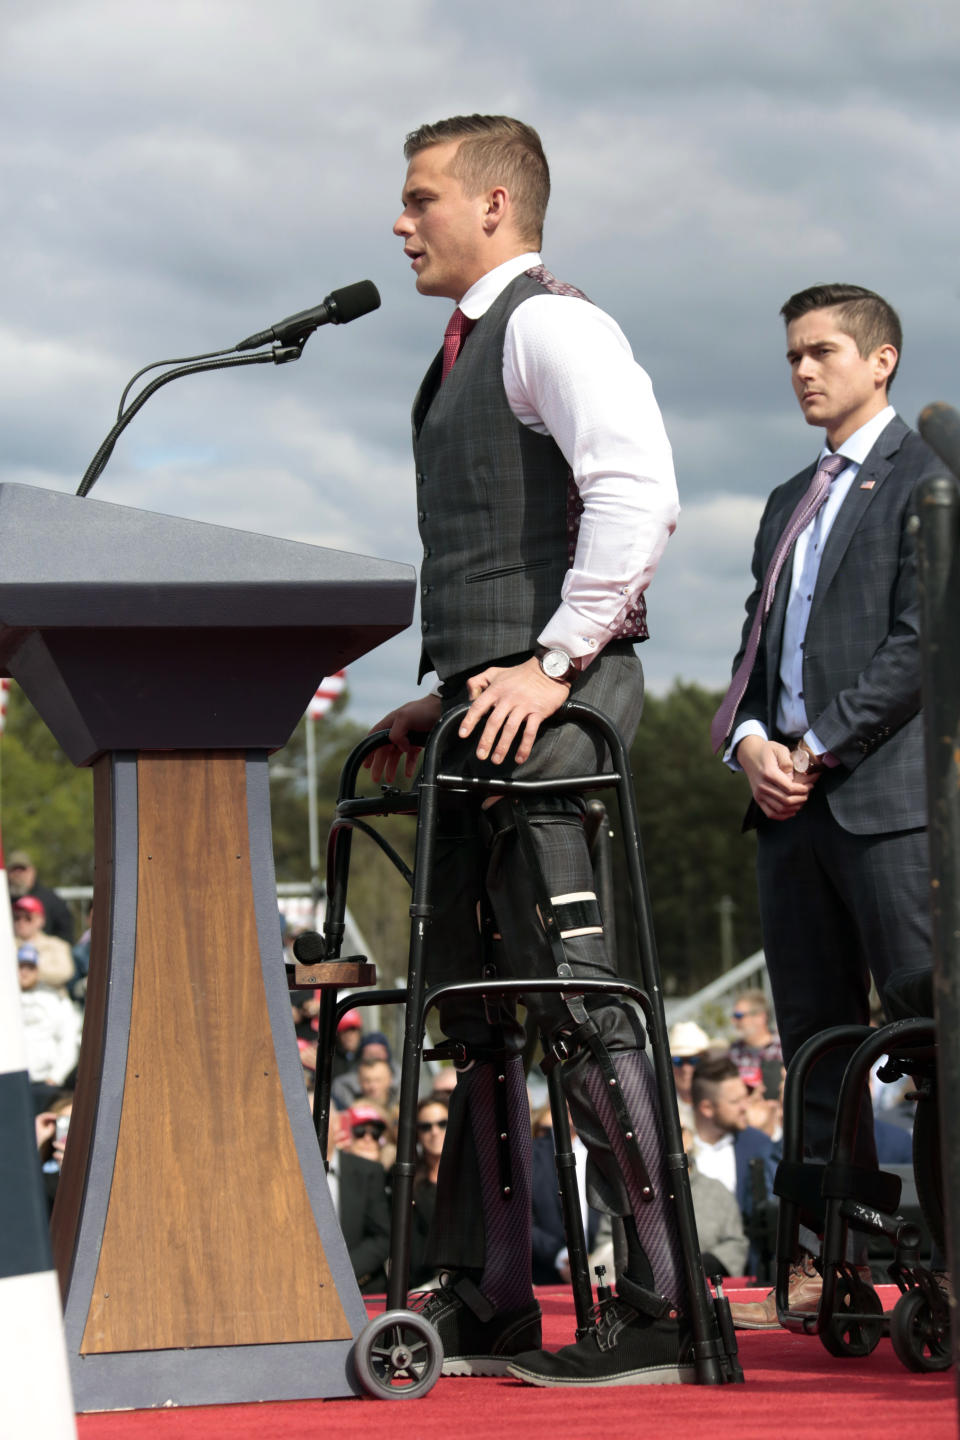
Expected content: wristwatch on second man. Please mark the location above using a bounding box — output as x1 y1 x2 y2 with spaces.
535 646 576 684
791 739 825 774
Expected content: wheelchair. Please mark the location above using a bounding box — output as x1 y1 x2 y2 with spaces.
768 997 947 1372
291 699 743 1397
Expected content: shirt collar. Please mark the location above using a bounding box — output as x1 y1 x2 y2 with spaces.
457 252 542 320
694 1130 736 1153
818 404 896 468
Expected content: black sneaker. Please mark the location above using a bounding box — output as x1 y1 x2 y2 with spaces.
417 1273 542 1376
507 1277 695 1388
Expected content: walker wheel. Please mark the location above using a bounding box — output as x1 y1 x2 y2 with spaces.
890 1289 951 1373
819 1276 883 1358
353 1309 444 1399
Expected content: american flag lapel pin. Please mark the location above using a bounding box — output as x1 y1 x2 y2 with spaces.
860 479 875 489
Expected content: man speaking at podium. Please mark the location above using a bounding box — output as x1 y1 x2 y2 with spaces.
366 115 687 1386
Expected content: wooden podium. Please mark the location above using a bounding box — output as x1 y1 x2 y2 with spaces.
0 483 415 1411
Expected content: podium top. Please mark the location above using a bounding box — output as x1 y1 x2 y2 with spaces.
0 483 413 630
0 484 417 763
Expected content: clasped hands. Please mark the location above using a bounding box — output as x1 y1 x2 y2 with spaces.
362 656 570 786
736 735 819 821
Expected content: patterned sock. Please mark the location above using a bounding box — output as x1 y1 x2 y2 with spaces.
581 1047 688 1309
467 1056 534 1312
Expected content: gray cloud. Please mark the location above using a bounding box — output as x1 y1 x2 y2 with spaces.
2 0 957 731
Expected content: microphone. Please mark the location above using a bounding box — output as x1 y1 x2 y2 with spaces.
235 280 381 351
918 402 960 483
292 931 326 965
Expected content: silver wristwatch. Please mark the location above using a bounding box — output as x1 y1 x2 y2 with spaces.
536 646 576 683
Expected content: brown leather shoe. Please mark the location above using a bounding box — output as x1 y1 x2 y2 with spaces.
728 1257 874 1332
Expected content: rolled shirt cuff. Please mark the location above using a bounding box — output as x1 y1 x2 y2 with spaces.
803 728 839 768
724 719 768 771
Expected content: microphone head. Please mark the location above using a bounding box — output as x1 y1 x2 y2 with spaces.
293 930 326 964
326 280 381 325
918 402 960 482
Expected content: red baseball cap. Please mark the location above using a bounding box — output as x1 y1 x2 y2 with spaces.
347 1103 387 1132
337 1009 363 1034
13 895 44 917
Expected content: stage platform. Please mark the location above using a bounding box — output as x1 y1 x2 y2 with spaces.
72 1283 956 1439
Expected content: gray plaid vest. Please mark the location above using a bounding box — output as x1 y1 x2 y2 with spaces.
412 267 648 682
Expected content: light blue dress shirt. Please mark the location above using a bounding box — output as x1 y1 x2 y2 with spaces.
728 405 896 766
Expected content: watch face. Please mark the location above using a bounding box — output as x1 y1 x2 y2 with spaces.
791 745 810 774
541 648 572 680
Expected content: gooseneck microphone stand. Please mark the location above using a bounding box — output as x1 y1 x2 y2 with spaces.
75 278 382 498
75 342 303 498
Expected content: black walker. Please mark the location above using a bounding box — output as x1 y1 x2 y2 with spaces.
769 1015 947 1371
295 700 742 1397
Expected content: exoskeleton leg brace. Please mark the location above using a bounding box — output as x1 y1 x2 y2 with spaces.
487 796 688 1313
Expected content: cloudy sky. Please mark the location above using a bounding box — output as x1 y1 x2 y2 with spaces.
2 0 957 727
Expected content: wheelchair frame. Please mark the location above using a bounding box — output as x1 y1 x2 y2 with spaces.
772 1017 947 1370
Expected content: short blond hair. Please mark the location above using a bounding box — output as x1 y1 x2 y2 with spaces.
404 114 550 248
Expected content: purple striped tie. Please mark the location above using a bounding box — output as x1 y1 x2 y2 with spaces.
710 451 848 753
441 307 475 382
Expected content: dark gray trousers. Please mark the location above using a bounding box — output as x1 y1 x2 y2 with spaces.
424 653 686 1306
757 781 930 1170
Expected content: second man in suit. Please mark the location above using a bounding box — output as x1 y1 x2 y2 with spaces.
712 283 938 1325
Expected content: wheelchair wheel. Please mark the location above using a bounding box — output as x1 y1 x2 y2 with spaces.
819 1276 884 1358
890 1289 951 1373
353 1309 444 1399
913 1088 945 1257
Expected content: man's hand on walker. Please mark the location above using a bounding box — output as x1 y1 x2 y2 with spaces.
363 693 443 785
459 656 571 765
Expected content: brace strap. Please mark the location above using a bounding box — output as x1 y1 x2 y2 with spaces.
552 892 603 939
435 1030 515 1199
544 1010 654 1200
492 1059 514 1199
450 1273 496 1323
616 1271 673 1320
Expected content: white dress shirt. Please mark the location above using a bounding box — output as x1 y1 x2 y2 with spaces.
690 1130 737 1195
729 404 896 764
455 253 679 665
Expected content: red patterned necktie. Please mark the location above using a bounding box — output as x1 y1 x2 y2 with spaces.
441 307 476 382
710 451 848 753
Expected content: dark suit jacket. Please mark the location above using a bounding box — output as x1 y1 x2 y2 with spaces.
731 416 940 835
733 1125 778 1276
531 1133 601 1285
336 1150 391 1293
733 1125 778 1219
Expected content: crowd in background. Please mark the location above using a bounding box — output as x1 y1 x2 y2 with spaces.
23 877 916 1295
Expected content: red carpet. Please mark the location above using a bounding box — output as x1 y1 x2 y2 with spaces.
76 1286 957 1439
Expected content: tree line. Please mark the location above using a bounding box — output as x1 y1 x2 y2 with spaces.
1 680 760 995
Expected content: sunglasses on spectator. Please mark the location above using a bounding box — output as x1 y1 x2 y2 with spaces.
352 1123 385 1141
731 1010 760 1020
671 1055 699 1067
417 1119 448 1133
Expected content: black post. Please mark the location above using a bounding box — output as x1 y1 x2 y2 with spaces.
915 445 960 1397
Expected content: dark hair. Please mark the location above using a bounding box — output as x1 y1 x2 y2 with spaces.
403 114 550 248
417 1095 449 1120
780 283 902 386
358 1055 391 1072
691 1055 740 1110
414 1095 449 1182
